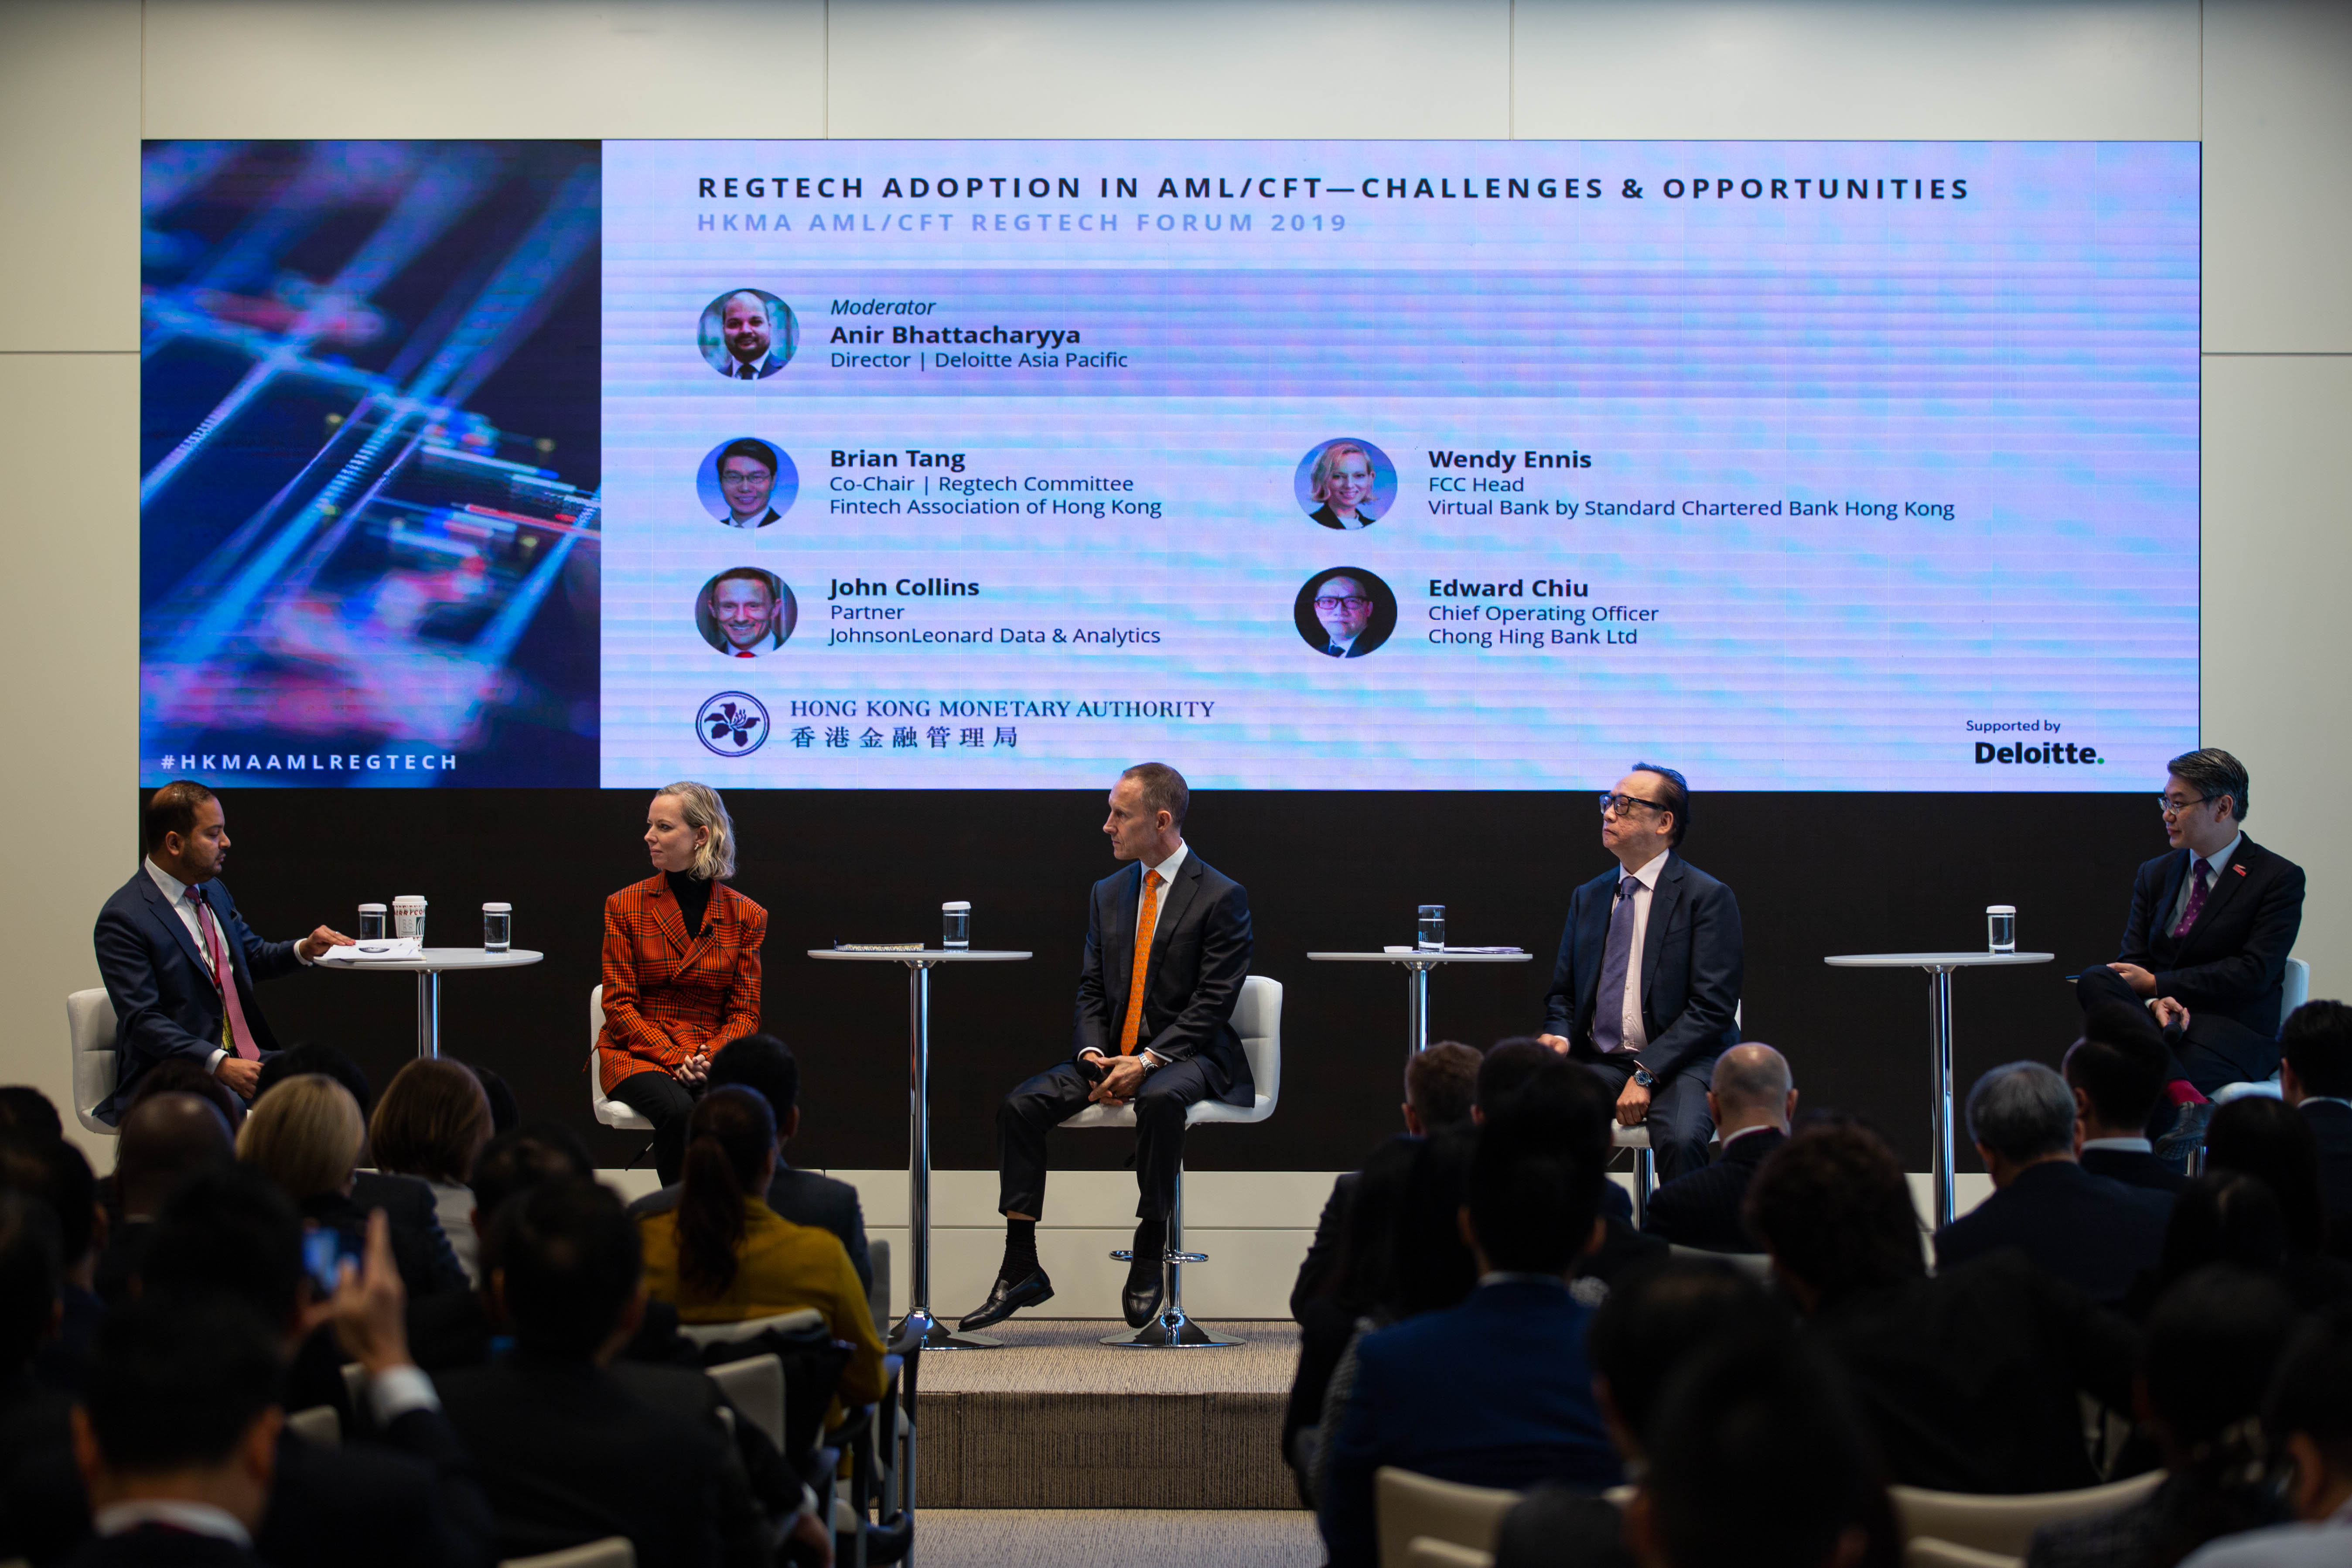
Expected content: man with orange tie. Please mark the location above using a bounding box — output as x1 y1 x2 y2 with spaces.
92 782 352 1122
962 763 1255 1332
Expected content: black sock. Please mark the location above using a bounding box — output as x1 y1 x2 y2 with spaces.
1004 1218 1039 1277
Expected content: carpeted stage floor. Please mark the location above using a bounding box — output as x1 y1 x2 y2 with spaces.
918 1508 1323 1567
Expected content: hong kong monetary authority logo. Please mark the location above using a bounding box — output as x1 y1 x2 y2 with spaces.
696 692 770 756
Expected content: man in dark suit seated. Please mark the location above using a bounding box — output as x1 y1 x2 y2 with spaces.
2065 1001 2185 1194
1318 1097 1621 1568
92 782 351 1123
1641 1042 1794 1250
965 763 1256 1332
627 1033 876 1300
1288 1040 1481 1319
1749 1123 2140 1494
1936 1062 2174 1304
2280 1001 2352 1240
2075 748 2304 1158
1536 763 1744 1183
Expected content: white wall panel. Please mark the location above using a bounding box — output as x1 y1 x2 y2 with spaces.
0 0 139 351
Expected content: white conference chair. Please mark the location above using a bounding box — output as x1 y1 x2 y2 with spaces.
1065 973 1282 1347
1889 1470 2161 1557
586 985 655 1132
678 1307 826 1352
66 988 119 1136
2198 957 2313 1158
284 1404 341 1446
500 1540 637 1568
1374 1467 1519 1568
1408 1539 1495 1568
705 1351 787 1453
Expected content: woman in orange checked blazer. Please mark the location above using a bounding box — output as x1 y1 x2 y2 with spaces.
597 780 766 1184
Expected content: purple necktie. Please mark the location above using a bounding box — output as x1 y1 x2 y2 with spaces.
2171 859 2212 939
1593 875 1641 1053
191 887 261 1060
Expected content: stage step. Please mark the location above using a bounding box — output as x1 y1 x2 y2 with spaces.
918 1319 1304 1510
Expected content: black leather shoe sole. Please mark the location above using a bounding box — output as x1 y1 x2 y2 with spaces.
959 1268 1054 1332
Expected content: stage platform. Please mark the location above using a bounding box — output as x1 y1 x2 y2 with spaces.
919 1319 1304 1510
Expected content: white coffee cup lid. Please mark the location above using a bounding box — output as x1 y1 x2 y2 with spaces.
394 895 427 906
942 900 972 912
1986 904 2017 915
483 902 512 912
358 902 387 912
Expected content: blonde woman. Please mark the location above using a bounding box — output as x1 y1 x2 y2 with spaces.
595 781 767 1183
1307 441 1380 529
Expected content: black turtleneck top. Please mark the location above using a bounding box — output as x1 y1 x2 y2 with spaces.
665 869 713 937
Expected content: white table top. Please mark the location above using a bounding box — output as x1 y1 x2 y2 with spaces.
319 947 544 972
807 948 1033 963
1307 950 1534 963
1824 951 2055 969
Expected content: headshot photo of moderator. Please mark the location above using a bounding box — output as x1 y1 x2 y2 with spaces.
698 287 798 379
1295 437 1395 530
1295 567 1397 658
696 567 797 656
697 436 799 527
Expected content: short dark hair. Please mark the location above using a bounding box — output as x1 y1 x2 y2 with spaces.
2206 1096 2329 1255
494 1178 642 1361
2283 1001 2352 1099
1630 761 1690 846
2144 1265 2298 1449
126 1057 246 1132
256 1042 375 1118
0 1190 59 1375
710 1034 801 1121
1475 1037 1556 1113
467 1062 520 1136
82 1294 283 1474
470 1124 591 1225
1745 1124 1926 1305
2063 1001 2170 1130
710 566 777 599
143 780 218 854
114 1090 236 1217
141 1165 307 1328
1404 1042 1481 1131
1119 762 1188 826
2267 1301 2352 1476
1588 1255 1779 1440
2167 748 2250 823
0 1134 96 1266
1467 1120 1604 1275
717 437 778 476
0 1087 61 1142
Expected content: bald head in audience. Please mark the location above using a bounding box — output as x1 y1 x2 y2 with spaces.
116 1091 235 1219
1707 1044 1796 1141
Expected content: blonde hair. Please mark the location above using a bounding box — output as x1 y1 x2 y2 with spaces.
238 1074 364 1202
656 780 737 881
1310 441 1375 504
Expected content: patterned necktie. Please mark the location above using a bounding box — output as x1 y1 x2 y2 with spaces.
737 362 756 380
191 887 261 1060
1119 869 1165 1056
2171 859 2213 939
1592 875 1641 1053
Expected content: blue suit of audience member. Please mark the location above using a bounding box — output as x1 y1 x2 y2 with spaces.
1932 1160 2173 1306
1319 1278 1619 1568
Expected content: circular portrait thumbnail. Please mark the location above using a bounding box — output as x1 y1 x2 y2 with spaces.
1294 437 1396 531
1295 567 1396 659
697 568 799 657
697 436 799 527
699 288 799 380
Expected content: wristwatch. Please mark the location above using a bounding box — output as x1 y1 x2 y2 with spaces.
1632 1066 1656 1089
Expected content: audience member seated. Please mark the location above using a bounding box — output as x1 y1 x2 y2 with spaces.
237 1073 466 1301
636 1086 884 1414
0 1188 78 1565
1642 1042 1795 1250
1318 1105 1621 1568
2277 1001 2352 1246
466 1061 520 1137
1936 1061 2173 1304
1495 1255 1784 1568
2066 1001 2185 1193
1748 1122 2140 1493
256 1044 464 1281
0 1135 104 1390
628 1033 877 1301
2126 1173 2293 1321
1290 1039 1481 1318
0 1085 64 1141
2178 1302 2352 1566
66 1295 283 1568
367 1059 495 1287
95 1091 232 1305
438 1179 815 1568
122 1058 246 1135
1480 1038 1661 1283
2028 1266 2297 1568
2201 1096 2352 1306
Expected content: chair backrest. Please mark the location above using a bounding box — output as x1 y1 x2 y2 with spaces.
1376 1467 1520 1568
1903 1541 2020 1568
1408 1539 1494 1568
706 1351 786 1453
1889 1469 2161 1556
588 983 604 1056
678 1308 826 1349
1666 1243 1774 1281
1234 973 1282 1110
2283 956 2311 1029
499 1538 638 1568
66 988 118 1136
284 1404 340 1447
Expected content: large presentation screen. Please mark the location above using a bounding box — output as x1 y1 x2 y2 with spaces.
142 139 2200 790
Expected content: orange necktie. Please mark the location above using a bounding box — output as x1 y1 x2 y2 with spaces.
1118 869 1163 1056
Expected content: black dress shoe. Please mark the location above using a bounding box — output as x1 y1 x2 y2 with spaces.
1122 1236 1167 1328
2155 1099 2216 1165
959 1267 1053 1332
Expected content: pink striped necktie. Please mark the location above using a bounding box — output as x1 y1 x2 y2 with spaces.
191 888 262 1060
2170 860 2212 940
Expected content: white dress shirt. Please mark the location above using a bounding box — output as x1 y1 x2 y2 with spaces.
1082 841 1187 1068
1606 850 1671 1056
94 1500 252 1546
2168 831 2243 931
2081 1136 2155 1154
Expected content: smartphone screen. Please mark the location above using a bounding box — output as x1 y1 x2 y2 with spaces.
301 1227 349 1296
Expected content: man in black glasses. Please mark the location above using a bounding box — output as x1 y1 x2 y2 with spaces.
1536 764 1744 1182
2077 747 2304 1157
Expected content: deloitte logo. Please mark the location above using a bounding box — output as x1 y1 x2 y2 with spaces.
696 692 769 756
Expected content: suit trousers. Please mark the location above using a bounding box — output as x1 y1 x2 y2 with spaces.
998 1056 1219 1225
608 1070 701 1186
2075 965 2281 1101
1579 1054 1717 1183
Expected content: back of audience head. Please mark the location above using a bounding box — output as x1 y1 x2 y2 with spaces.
2265 1301 2352 1521
2159 1172 2290 1291
1478 1049 1615 1166
256 1042 376 1119
2142 1267 2296 1486
126 1056 246 1131
140 1165 307 1336
2281 999 2352 1103
494 1178 642 1363
1589 1256 1779 1460
0 1189 61 1377
466 1060 520 1136
1474 1037 1557 1119
369 1058 493 1186
237 1073 364 1203
1394 1124 1480 1316
0 1085 62 1141
676 1085 777 1297
74 1295 285 1528
1710 1043 1796 1133
2205 1096 2329 1257
708 1033 801 1136
1966 1061 2077 1175
2063 1001 2170 1136
1746 1124 1925 1309
1404 1041 1480 1134
115 1090 235 1219
1465 1109 1606 1278
471 1123 592 1222
0 1134 99 1278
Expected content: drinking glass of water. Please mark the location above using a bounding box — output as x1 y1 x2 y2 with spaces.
1986 905 2017 954
482 903 512 953
1418 905 1446 952
942 901 971 950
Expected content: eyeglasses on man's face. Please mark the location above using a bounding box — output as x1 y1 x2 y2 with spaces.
1314 595 1372 612
1598 793 1666 816
2157 792 2219 818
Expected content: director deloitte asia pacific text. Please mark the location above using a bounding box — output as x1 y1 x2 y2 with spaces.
594 782 767 1186
1307 441 1380 529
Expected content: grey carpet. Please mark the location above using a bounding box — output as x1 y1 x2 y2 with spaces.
914 1508 1323 1568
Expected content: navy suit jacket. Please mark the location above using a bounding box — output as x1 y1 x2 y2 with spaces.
2114 835 2304 1036
1320 1279 1618 1568
1072 851 1253 1104
92 868 301 1122
2078 1145 2186 1194
1642 1126 1784 1251
2300 1100 2352 1229
1933 1160 2173 1305
1541 853 1743 1085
